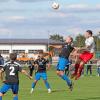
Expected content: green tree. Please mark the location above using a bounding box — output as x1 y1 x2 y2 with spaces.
74 34 85 47
50 34 64 42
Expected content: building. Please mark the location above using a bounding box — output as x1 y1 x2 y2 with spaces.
0 39 63 58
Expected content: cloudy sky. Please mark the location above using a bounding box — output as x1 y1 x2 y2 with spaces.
0 0 100 39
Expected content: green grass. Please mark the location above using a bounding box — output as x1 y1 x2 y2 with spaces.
1 68 100 100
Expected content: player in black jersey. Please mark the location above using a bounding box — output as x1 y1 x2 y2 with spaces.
30 52 51 94
0 53 32 100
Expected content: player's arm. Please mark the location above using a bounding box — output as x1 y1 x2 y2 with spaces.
0 68 4 80
46 59 51 71
49 45 62 49
70 47 80 57
18 65 32 79
21 69 32 79
46 63 51 71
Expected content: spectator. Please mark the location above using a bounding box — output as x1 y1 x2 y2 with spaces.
97 59 100 77
86 61 92 76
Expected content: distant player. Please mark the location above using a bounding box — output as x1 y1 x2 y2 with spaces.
0 53 32 100
55 36 77 91
72 30 95 80
30 52 51 93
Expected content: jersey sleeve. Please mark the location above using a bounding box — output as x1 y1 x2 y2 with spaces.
1 63 7 72
18 64 22 72
86 38 94 46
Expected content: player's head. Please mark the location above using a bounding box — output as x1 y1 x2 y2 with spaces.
85 30 93 38
10 53 17 61
39 52 44 59
65 36 73 44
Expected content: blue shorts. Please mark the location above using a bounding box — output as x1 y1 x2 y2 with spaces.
0 83 19 94
56 57 69 71
35 72 47 81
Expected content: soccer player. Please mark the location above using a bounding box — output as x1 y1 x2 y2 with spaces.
30 52 51 93
0 53 32 100
72 30 95 80
55 36 77 91
28 60 35 76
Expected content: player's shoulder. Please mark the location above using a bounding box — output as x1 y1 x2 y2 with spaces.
4 61 11 66
14 61 21 67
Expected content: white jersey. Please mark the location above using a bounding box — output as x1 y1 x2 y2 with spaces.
85 37 95 53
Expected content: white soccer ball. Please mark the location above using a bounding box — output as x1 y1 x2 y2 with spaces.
52 2 59 10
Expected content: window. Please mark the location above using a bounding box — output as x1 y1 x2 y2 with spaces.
0 50 9 54
28 50 43 54
13 50 25 54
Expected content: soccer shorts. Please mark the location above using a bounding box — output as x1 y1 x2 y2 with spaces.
0 83 19 94
35 72 47 80
56 57 69 71
79 51 93 63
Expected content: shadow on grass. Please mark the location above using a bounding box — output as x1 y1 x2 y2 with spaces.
76 97 100 100
52 89 66 93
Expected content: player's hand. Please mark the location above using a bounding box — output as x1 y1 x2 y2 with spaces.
29 76 33 80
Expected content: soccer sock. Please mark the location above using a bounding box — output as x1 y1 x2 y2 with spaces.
0 96 2 100
44 80 51 89
13 96 18 100
74 63 80 75
60 74 71 86
76 65 84 79
32 82 36 89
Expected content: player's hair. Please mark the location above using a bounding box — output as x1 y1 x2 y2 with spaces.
10 53 17 61
68 36 73 42
86 30 93 36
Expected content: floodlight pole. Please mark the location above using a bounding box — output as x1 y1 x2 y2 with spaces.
48 31 50 52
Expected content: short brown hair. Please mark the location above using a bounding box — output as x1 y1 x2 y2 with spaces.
10 53 17 61
86 30 93 36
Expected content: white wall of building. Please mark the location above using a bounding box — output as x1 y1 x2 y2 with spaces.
0 44 47 58
12 44 47 53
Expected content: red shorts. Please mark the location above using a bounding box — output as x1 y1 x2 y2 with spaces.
79 51 93 63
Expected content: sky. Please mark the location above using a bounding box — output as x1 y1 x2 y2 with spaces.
0 0 100 39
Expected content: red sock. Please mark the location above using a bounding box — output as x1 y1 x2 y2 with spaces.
73 63 80 75
75 65 84 80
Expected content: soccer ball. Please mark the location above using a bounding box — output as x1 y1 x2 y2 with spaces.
52 2 59 10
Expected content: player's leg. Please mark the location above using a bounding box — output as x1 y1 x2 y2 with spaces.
90 66 92 75
86 66 89 75
71 55 81 78
75 61 85 80
57 71 73 91
0 84 11 100
42 73 51 93
75 51 93 80
31 72 40 93
12 84 19 100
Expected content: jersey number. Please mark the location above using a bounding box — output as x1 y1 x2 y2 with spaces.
9 67 15 76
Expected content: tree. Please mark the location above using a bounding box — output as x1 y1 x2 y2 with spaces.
74 34 85 47
50 34 64 42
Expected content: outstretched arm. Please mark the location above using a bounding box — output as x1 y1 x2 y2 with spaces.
21 70 32 79
0 69 4 80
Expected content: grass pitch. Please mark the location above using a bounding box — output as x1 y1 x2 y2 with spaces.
1 68 100 100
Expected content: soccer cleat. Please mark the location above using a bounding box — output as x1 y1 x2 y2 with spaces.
48 89 51 93
30 88 34 94
69 82 73 91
